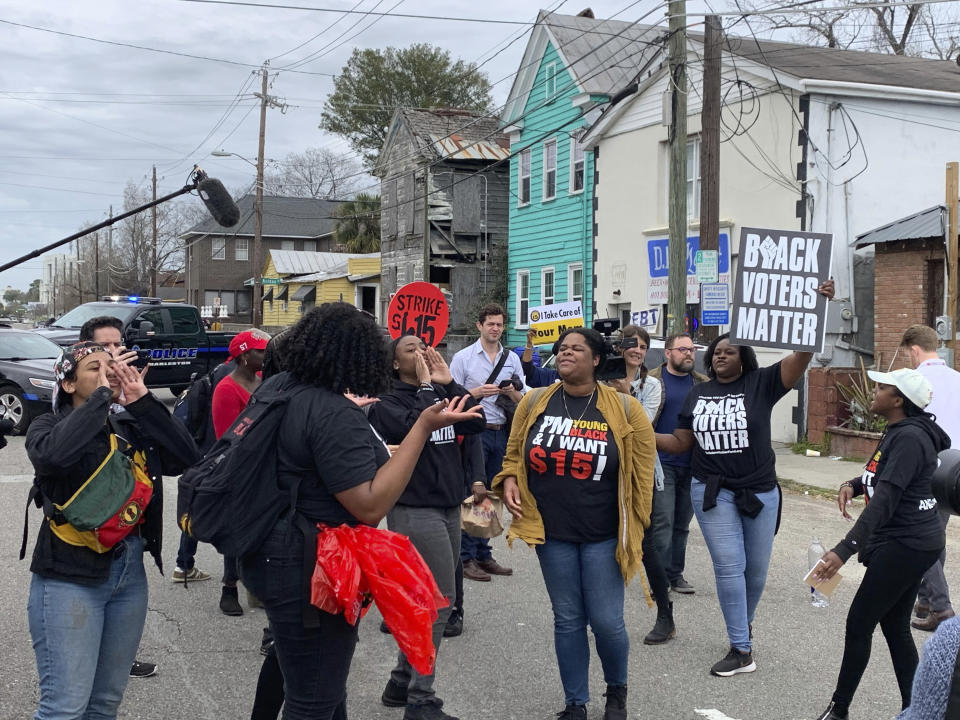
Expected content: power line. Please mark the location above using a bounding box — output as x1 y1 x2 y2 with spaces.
671 0 960 17
176 0 532 24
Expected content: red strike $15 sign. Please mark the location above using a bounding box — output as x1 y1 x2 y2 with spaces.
387 282 449 347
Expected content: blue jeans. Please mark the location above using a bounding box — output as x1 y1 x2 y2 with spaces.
241 515 356 720
691 479 779 653
28 536 148 720
536 538 628 706
649 464 694 584
461 427 507 562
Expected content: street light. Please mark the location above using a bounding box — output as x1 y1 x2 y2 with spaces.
211 149 264 326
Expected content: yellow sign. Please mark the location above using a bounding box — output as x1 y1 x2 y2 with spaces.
529 301 584 344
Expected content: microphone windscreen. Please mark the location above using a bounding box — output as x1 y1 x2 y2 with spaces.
198 177 240 227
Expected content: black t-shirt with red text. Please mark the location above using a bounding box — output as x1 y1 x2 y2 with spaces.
525 390 620 543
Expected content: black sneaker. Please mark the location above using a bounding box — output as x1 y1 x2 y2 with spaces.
129 660 157 678
603 684 627 720
443 611 463 638
381 679 408 707
671 577 695 594
814 702 848 720
709 647 756 677
556 705 587 720
403 702 459 720
259 627 274 656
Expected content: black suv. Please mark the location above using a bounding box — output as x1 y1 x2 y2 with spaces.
0 327 60 433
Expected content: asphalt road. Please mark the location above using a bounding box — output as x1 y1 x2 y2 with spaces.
2 398 957 720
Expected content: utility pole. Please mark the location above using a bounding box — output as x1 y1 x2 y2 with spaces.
698 14 722 344
667 0 688 335
252 64 268 327
151 166 158 297
94 231 100 298
947 161 959 365
75 239 83 305
107 205 113 295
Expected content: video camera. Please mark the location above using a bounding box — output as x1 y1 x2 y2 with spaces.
932 448 960 515
592 318 630 382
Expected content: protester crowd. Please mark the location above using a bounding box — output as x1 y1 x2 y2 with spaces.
18 294 960 720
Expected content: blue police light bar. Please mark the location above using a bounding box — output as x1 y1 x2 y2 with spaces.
100 296 162 304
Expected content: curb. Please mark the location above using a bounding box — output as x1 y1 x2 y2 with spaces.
778 477 865 507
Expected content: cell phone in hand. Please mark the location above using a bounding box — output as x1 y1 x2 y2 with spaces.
499 379 513 389
134 349 151 369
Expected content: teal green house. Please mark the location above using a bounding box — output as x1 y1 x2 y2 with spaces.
500 11 658 347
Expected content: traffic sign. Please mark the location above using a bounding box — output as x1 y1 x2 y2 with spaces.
695 250 719 284
701 282 729 326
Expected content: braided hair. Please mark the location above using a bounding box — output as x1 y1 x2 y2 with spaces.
283 303 392 396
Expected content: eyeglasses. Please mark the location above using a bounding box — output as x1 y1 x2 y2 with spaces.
668 347 696 354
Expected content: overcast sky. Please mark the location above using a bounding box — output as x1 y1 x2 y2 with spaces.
0 0 736 293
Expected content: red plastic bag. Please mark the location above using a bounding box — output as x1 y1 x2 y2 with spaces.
309 524 448 675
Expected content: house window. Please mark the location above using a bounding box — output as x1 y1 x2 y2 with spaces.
303 240 317 253
281 240 295 251
570 138 585 194
686 137 701 219
517 270 530 327
235 237 248 261
542 267 555 305
519 149 531 206
545 62 557 101
211 238 225 260
543 140 557 201
568 263 583 303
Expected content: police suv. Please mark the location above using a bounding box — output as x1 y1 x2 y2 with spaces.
35 297 238 394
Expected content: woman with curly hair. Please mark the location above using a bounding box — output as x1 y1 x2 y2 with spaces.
656 279 833 678
239 303 481 720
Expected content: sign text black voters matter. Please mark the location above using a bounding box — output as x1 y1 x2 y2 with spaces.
730 227 833 353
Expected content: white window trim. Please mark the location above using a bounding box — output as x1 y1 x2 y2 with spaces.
355 283 380 323
235 236 249 261
518 148 531 208
516 270 530 328
569 137 585 196
545 62 557 101
541 266 555 306
568 262 584 303
542 139 557 202
211 237 226 261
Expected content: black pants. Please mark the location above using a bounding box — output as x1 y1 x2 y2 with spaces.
242 516 358 720
642 532 670 611
832 540 941 712
250 648 284 720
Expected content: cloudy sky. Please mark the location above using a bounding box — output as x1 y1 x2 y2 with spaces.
0 0 735 293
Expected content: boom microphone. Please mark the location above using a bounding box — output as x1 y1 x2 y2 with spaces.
197 176 240 227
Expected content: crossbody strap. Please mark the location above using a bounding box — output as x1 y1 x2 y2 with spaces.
484 350 510 386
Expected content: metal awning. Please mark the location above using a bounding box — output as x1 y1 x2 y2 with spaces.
291 285 316 302
261 287 273 303
855 205 949 248
275 284 289 301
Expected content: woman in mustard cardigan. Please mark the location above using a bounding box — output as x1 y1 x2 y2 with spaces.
493 328 656 720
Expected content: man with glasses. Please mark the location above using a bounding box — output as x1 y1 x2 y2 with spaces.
648 333 708 594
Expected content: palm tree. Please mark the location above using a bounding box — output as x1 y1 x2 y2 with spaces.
333 193 381 252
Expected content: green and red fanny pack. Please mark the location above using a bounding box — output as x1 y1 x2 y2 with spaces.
47 433 154 553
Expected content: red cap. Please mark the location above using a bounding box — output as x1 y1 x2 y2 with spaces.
229 329 270 360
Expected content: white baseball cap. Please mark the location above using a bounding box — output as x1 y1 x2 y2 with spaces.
867 368 933 409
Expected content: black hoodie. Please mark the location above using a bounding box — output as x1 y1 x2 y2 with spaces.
833 414 950 564
368 380 486 509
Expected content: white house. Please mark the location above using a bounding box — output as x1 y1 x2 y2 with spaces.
581 32 960 441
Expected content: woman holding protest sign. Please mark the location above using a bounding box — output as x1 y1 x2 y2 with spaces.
655 279 833 677
239 303 482 720
368 335 484 720
494 328 656 720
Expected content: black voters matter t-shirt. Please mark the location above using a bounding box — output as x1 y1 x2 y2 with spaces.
274 383 391 525
678 363 789 484
525 390 621 543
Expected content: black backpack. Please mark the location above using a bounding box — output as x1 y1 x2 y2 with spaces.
174 362 231 453
176 372 309 558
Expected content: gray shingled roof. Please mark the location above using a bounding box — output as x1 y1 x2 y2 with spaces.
719 34 960 93
855 205 954 247
541 12 663 95
183 195 345 238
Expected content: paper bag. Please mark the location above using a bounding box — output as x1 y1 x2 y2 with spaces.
460 495 505 538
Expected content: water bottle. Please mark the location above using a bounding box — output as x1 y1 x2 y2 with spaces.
808 536 829 608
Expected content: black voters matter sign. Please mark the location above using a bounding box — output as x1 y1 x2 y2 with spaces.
730 227 832 353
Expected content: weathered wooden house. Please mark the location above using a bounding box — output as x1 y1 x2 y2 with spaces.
375 108 510 331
